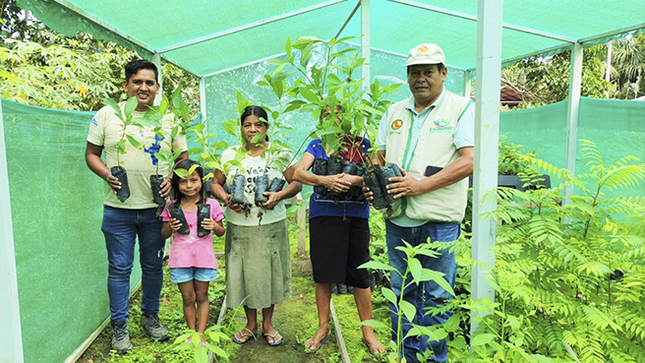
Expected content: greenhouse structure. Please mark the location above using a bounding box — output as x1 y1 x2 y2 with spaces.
1 0 644 362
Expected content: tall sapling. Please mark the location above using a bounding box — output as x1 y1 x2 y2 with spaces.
103 96 148 203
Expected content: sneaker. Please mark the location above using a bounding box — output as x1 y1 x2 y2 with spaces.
111 321 133 354
140 313 169 341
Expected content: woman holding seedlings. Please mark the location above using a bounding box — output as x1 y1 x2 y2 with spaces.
292 105 386 354
211 105 302 346
160 159 225 341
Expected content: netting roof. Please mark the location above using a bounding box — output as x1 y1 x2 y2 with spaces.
18 0 645 76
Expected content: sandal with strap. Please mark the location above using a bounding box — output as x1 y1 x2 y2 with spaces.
305 330 331 353
362 338 386 354
232 328 256 344
263 330 283 346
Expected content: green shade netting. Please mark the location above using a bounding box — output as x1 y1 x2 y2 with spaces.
17 0 645 76
2 99 142 363
500 96 645 198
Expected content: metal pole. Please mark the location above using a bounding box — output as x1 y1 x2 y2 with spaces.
562 43 583 204
151 53 163 106
464 70 472 97
471 0 503 334
361 0 371 91
199 77 207 123
0 100 25 363
605 41 612 98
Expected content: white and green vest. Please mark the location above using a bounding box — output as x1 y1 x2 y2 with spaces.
384 92 472 223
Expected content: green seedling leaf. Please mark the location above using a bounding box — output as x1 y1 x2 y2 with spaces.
125 135 142 150
213 140 228 151
172 84 183 110
292 35 320 50
360 319 390 330
174 168 188 179
195 347 207 363
407 326 447 341
222 122 239 137
358 260 396 271
208 345 228 359
285 37 292 57
409 258 423 284
115 139 126 154
251 134 267 143
381 287 398 306
420 269 455 297
299 87 321 104
400 300 416 322
123 96 138 118
284 100 307 113
444 315 460 332
103 98 124 122
471 333 496 347
268 58 288 66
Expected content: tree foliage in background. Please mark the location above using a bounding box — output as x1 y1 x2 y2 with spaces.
1 0 199 113
501 33 645 108
602 35 645 99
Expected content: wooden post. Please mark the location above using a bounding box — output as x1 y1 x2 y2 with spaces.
291 193 307 256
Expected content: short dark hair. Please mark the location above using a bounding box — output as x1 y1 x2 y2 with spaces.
407 63 445 75
124 59 159 83
240 105 269 142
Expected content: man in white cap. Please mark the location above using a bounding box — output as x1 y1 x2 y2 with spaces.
372 43 475 362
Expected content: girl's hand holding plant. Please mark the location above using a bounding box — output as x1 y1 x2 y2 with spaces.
200 218 225 236
168 217 182 231
162 217 182 238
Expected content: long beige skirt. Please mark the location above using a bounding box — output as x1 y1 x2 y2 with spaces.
225 219 292 309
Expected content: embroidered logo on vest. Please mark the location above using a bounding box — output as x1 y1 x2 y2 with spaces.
391 119 403 130
429 118 453 133
433 118 450 128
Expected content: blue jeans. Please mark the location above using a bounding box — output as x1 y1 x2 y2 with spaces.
386 220 459 363
102 206 165 322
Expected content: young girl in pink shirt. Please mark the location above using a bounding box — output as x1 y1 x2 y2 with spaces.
161 159 225 340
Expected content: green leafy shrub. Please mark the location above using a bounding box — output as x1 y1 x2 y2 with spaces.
448 139 645 362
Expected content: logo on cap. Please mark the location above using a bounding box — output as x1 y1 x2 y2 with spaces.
391 119 403 130
418 45 428 54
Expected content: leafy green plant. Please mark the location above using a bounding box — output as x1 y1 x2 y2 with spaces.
171 326 230 363
102 95 153 202
260 35 400 160
359 241 455 362
449 139 645 362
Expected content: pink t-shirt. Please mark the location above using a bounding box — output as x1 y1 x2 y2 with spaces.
161 198 224 269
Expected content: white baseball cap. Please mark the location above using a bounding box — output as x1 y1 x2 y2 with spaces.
403 43 446 67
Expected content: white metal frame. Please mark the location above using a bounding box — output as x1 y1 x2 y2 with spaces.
563 43 584 203
0 101 24 363
470 0 504 332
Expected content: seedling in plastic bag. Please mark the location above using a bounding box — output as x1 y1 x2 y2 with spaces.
103 96 149 202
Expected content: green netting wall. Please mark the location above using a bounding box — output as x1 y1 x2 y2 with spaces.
2 99 142 363
500 97 645 198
